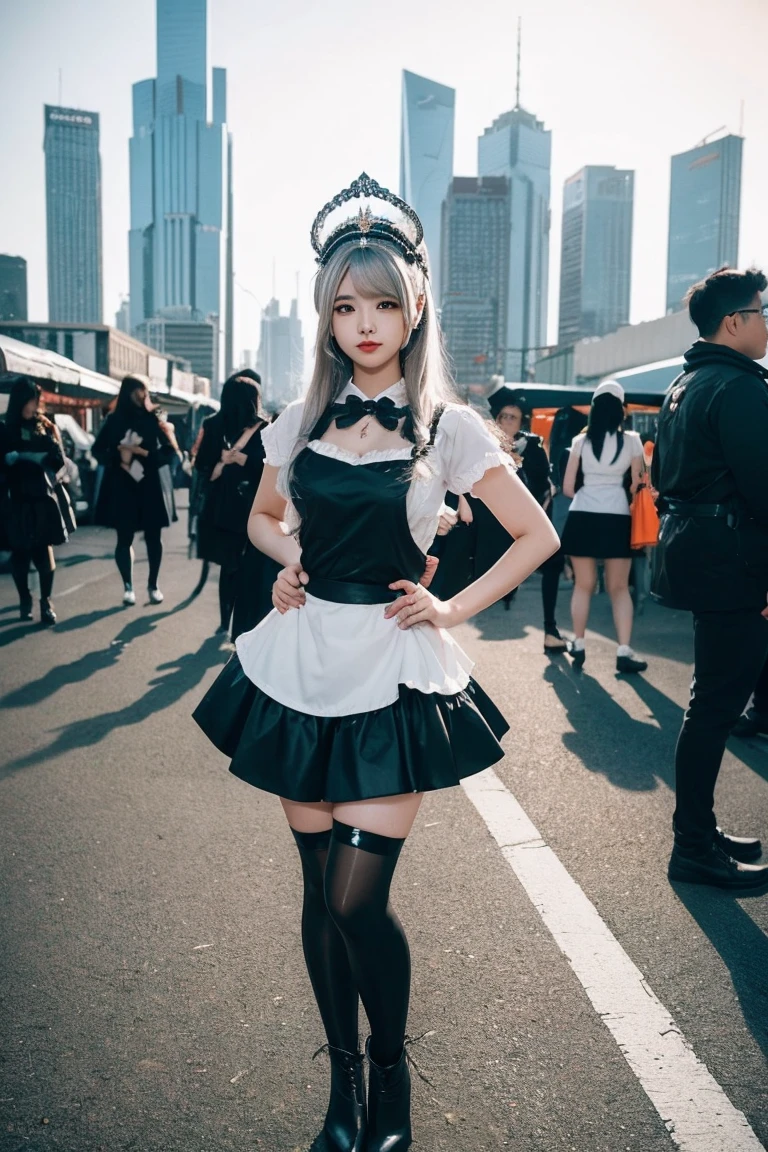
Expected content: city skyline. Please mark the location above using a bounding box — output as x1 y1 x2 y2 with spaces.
129 0 231 383
558 165 634 345
400 69 455 305
44 104 103 324
2 0 766 374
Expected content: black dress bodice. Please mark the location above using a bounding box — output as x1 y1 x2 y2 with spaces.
291 448 426 587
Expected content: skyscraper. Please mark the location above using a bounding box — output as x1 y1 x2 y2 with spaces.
440 177 510 386
400 70 455 302
44 106 103 323
666 133 743 313
256 298 304 411
478 106 551 380
558 166 634 346
129 0 231 383
0 256 28 322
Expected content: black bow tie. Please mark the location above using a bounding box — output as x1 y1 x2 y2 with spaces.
329 394 409 433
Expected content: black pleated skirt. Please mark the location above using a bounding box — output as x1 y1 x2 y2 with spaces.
192 654 509 803
560 511 633 559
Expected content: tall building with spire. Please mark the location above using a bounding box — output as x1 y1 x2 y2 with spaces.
477 23 550 380
666 133 743 313
399 70 455 302
44 106 103 323
256 298 304 411
558 166 634 345
129 0 232 386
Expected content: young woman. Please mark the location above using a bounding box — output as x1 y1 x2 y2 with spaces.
195 371 273 638
560 379 648 673
193 174 559 1151
93 376 179 606
0 375 70 625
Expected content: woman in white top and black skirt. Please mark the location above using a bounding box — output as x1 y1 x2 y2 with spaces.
560 379 648 674
192 174 559 1151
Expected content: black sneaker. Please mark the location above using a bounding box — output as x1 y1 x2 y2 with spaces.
616 654 647 674
19 596 33 621
567 641 586 668
668 843 768 890
714 827 762 863
731 709 768 739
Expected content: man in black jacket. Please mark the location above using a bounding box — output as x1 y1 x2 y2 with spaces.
652 266 768 889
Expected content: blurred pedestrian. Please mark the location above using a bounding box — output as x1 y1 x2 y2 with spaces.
0 375 71 625
652 266 768 888
93 375 179 606
195 371 274 638
561 380 647 673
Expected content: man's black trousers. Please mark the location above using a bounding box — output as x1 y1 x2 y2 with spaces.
674 609 768 854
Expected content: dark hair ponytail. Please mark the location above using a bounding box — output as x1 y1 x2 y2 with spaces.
586 393 624 462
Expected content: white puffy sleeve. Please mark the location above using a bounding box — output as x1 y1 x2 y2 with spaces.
627 430 644 459
260 399 306 467
435 405 513 495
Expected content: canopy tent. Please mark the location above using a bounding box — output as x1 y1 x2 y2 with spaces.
0 333 119 401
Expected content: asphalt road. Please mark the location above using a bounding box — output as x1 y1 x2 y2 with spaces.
1 508 767 1152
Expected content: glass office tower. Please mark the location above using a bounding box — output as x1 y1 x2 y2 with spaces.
440 177 510 386
0 255 28 322
400 70 455 303
44 106 103 324
558 166 634 345
129 0 230 382
666 134 742 313
478 106 551 381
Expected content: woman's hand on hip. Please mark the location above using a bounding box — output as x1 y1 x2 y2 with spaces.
272 562 308 614
385 580 458 630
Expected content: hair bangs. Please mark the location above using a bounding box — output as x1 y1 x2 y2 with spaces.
345 245 414 311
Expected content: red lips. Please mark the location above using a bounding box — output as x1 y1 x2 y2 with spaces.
356 342 382 352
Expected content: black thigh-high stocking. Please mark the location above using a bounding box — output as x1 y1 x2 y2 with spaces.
10 551 31 602
145 529 163 590
218 567 238 632
32 546 54 601
542 558 562 633
115 528 135 587
325 820 409 1068
291 828 360 1053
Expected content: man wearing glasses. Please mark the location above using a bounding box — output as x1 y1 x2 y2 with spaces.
652 266 768 889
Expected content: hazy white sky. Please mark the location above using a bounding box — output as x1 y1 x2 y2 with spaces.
2 0 766 365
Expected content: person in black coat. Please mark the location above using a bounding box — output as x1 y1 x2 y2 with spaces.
652 265 768 889
93 375 179 606
195 371 278 638
0 375 70 624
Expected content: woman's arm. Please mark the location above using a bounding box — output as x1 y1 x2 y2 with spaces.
387 465 559 628
629 453 644 497
562 442 581 499
247 465 301 568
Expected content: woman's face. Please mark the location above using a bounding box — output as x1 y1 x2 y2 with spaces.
331 270 409 373
496 405 523 435
130 386 148 409
21 397 38 421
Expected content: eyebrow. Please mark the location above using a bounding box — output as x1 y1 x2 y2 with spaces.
334 294 355 303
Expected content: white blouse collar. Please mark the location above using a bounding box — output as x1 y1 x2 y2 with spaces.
340 378 408 406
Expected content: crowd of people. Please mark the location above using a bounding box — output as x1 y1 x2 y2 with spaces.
2 167 768 1149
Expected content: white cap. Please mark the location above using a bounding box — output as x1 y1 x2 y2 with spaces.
592 378 625 403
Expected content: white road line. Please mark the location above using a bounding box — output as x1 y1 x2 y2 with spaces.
462 767 762 1152
57 572 112 597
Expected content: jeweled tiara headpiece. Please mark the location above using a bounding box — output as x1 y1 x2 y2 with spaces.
310 173 428 275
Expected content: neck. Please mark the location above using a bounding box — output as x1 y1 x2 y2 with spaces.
351 354 403 399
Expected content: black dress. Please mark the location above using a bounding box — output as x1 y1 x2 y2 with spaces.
193 395 510 804
195 414 267 570
0 418 70 550
93 410 178 533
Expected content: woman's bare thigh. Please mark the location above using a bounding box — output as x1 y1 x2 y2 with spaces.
333 793 424 840
280 797 334 833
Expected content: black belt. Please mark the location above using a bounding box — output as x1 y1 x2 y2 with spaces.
665 501 731 518
305 578 406 605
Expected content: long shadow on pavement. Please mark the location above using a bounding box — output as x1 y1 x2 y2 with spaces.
672 883 768 1061
0 593 204 714
624 677 768 789
1 633 229 780
543 660 676 792
49 605 124 633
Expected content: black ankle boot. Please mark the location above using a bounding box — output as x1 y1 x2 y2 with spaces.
322 1045 366 1152
19 595 33 621
365 1037 412 1151
40 599 57 627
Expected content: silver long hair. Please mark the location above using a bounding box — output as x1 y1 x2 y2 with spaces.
281 242 460 493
